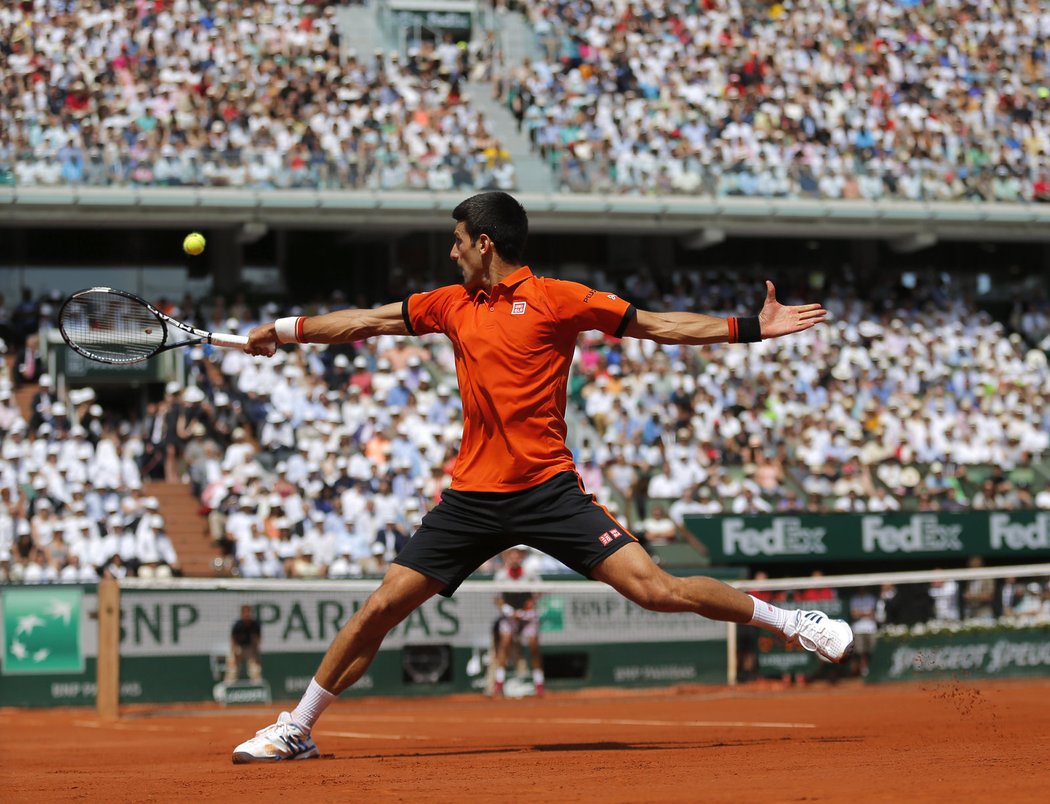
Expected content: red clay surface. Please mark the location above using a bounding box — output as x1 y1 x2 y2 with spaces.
3 679 1048 802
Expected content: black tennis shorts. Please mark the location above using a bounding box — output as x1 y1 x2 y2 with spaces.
393 471 637 596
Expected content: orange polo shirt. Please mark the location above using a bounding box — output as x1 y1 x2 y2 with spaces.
403 266 635 492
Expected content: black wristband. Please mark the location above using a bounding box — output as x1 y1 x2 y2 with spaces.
737 316 762 343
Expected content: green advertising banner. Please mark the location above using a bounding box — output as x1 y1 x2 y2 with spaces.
867 627 1050 683
2 587 84 675
0 581 727 707
754 632 819 676
685 511 1050 564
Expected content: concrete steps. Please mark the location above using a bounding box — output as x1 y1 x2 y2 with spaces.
144 481 215 577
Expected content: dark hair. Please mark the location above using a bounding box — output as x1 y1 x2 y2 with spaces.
452 192 528 264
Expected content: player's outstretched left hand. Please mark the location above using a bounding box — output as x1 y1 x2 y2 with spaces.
758 280 827 339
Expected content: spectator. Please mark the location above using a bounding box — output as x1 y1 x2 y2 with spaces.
929 577 962 622
848 587 879 677
225 605 263 684
962 557 996 622
638 503 678 547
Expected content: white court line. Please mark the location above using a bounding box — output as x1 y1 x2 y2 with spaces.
324 715 814 730
532 717 815 730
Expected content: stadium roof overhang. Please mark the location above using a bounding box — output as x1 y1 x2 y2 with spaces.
3 187 1050 244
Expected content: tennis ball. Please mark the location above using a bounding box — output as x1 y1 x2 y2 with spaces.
183 232 206 256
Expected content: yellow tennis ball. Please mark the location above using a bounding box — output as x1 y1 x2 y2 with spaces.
183 232 206 256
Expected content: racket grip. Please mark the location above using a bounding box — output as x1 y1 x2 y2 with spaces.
208 333 249 348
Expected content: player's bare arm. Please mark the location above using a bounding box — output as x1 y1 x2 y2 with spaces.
245 302 410 357
623 280 827 345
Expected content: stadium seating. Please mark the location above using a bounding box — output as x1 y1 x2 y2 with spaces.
501 0 1050 198
0 1 516 191
5 0 1050 200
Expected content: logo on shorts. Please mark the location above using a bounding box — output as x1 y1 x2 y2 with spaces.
598 528 622 546
511 301 527 315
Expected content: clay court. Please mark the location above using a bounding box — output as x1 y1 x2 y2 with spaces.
3 678 1047 802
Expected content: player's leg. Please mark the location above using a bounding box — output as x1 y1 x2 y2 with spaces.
224 644 240 684
591 543 854 663
591 542 755 619
525 623 544 695
233 490 513 763
492 623 514 696
232 565 443 763
315 564 445 694
509 473 853 664
246 644 262 682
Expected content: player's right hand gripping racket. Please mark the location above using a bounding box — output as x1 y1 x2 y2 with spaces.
59 287 248 364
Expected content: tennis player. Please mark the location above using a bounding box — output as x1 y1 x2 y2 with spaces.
232 192 853 763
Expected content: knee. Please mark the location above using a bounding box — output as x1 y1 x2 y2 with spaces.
359 572 437 628
359 587 408 629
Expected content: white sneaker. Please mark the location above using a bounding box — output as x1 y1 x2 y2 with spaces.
787 610 855 664
232 712 320 764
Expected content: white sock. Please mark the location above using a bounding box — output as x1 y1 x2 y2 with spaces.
290 677 336 732
532 669 545 685
494 666 506 683
748 595 793 635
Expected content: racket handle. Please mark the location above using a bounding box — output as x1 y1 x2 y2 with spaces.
208 332 249 348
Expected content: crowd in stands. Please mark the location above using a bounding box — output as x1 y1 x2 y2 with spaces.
572 270 1050 526
0 1 516 191
6 0 1050 201
0 370 181 585
2 270 1048 586
501 0 1050 199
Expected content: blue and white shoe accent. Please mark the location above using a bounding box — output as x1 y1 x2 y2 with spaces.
787 610 855 664
232 712 320 764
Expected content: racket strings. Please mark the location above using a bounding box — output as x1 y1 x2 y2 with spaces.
60 291 165 362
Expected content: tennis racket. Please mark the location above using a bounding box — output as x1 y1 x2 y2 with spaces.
59 287 248 365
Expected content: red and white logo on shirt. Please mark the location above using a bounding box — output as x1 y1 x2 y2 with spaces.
511 301 527 315
598 528 622 546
